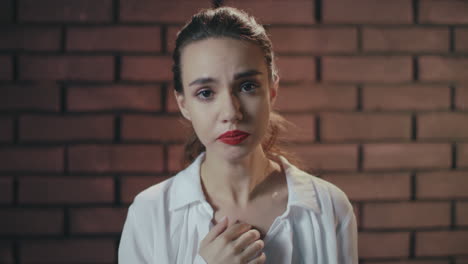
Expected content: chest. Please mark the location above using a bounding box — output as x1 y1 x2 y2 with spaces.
212 190 288 239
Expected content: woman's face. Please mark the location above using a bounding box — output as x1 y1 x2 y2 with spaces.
175 37 278 160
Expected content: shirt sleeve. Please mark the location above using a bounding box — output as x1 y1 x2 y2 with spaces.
336 209 358 264
118 204 153 264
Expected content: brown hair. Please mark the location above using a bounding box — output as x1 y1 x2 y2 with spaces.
172 6 305 170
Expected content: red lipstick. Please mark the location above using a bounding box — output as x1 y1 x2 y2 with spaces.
218 130 250 145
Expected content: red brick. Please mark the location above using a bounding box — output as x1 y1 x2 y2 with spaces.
420 56 468 82
323 0 412 24
323 56 412 83
223 0 315 24
0 117 13 142
363 27 449 52
20 55 114 81
0 0 12 22
363 84 450 111
321 112 411 142
418 112 468 140
0 209 63 235
70 207 127 234
322 173 411 200
0 147 63 172
364 143 451 170
359 232 410 258
19 0 113 22
456 86 468 110
420 0 468 24
120 0 211 23
69 144 164 173
0 26 61 51
416 231 468 256
363 202 451 229
168 144 185 172
21 239 115 263
67 84 161 112
459 143 468 168
122 115 190 142
20 115 114 142
121 176 171 204
418 171 468 199
275 84 357 112
0 83 60 112
458 202 468 226
0 56 12 80
276 56 316 82
0 177 13 204
288 144 358 171
455 28 468 52
121 56 172 81
67 26 161 52
281 113 315 142
269 27 357 53
19 177 114 204
0 241 13 264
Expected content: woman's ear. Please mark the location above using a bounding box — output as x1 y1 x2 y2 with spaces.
174 90 192 121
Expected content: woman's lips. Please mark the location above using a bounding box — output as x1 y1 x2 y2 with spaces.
218 130 250 145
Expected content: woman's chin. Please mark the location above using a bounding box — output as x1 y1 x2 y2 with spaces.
207 138 263 161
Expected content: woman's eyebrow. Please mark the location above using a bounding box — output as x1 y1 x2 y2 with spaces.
188 77 216 87
234 69 263 79
188 69 263 87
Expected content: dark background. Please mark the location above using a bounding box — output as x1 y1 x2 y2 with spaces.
0 0 468 263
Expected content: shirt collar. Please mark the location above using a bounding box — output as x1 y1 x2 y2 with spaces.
169 151 321 214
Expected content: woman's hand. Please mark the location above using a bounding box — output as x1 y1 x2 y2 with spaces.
198 216 266 264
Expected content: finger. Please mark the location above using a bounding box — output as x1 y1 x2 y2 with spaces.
222 222 252 241
242 239 264 261
233 229 261 252
247 251 266 264
204 216 228 243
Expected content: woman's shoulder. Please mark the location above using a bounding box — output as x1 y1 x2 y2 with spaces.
281 156 352 213
129 171 186 215
290 166 353 220
129 164 200 213
132 154 204 208
288 164 351 206
132 176 176 204
313 175 351 206
310 174 354 223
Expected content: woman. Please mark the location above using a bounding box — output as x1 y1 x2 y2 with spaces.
119 6 358 264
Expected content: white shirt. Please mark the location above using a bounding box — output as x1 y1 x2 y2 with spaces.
118 151 358 264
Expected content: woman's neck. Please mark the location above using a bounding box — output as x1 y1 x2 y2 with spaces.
200 147 277 208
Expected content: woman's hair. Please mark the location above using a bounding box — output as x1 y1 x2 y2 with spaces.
172 6 305 170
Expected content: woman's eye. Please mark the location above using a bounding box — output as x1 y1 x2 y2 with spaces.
196 89 213 100
240 82 258 93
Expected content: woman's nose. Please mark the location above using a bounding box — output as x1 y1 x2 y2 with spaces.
221 92 243 123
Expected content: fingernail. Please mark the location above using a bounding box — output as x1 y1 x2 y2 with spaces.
220 216 227 223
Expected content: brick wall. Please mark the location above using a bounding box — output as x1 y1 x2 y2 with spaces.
0 0 467 263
